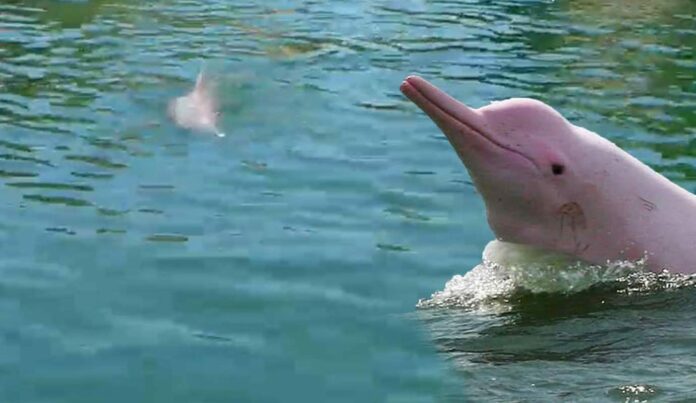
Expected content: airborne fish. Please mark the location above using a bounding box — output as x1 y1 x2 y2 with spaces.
168 70 225 137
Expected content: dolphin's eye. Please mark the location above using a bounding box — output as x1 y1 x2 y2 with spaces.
551 164 565 175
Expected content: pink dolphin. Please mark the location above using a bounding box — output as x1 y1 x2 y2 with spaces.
401 75 696 274
168 71 224 137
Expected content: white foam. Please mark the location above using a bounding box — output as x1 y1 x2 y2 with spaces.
417 240 647 309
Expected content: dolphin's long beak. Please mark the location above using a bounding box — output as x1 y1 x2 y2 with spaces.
400 75 487 141
400 75 537 171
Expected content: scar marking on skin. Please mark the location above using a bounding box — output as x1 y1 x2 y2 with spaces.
558 202 589 253
639 197 657 211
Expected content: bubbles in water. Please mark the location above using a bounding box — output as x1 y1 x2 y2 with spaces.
615 270 696 294
608 384 659 401
417 240 696 310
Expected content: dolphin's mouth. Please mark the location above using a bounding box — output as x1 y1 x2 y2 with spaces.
400 75 537 169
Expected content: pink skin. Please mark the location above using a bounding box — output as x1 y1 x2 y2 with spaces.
401 75 696 273
168 72 224 137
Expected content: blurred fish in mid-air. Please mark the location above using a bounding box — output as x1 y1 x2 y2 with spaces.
168 70 225 137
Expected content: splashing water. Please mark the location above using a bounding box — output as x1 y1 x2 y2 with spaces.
415 240 690 310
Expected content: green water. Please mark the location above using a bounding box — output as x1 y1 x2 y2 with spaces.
1 0 696 401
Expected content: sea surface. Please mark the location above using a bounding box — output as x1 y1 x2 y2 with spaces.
1 0 696 401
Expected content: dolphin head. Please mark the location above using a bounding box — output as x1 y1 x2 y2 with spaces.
400 75 609 255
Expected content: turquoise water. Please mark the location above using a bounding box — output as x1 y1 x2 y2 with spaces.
1 0 696 401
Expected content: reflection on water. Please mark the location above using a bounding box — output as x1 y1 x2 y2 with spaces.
0 0 695 401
